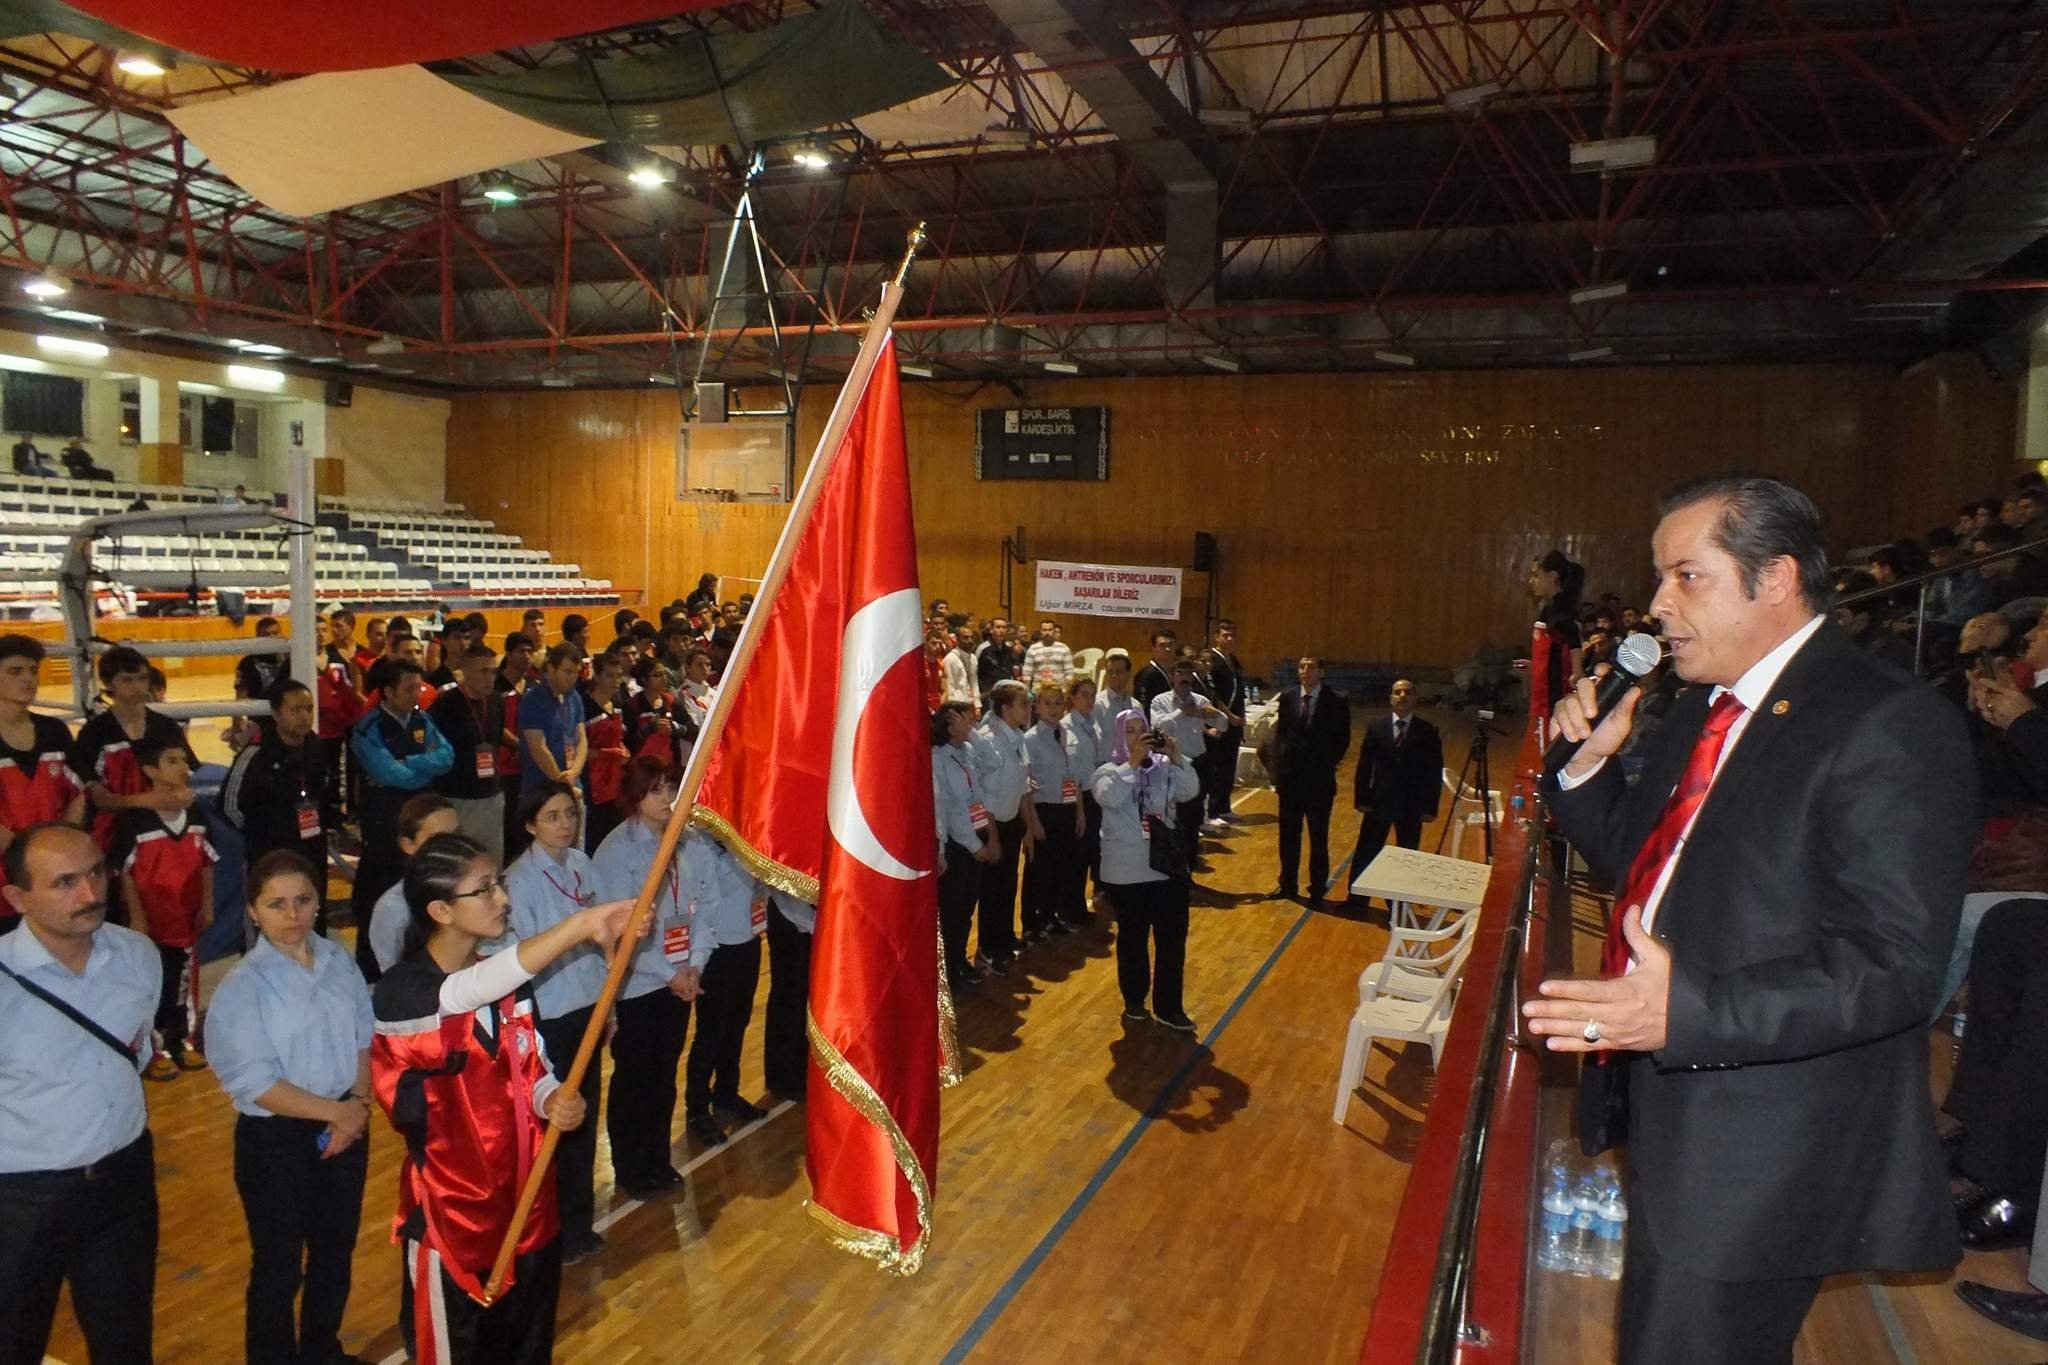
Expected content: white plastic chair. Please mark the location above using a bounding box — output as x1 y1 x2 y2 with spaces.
1333 956 1465 1122
1070 646 1103 685
1358 911 1477 1002
1442 766 1504 862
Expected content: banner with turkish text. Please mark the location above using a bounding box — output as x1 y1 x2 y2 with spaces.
1035 559 1183 620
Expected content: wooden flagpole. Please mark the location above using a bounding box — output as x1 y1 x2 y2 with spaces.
481 224 928 1302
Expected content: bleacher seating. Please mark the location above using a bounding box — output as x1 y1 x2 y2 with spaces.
0 475 615 609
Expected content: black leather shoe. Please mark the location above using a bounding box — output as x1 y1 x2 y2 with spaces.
687 1112 728 1147
1955 1180 1990 1215
1960 1195 2036 1252
1955 1281 2048 1343
713 1098 771 1125
1269 886 1299 902
1943 1127 1968 1177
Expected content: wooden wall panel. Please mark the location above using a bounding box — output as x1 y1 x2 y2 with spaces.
447 359 2018 678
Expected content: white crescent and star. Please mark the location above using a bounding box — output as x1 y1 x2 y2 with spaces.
826 585 931 881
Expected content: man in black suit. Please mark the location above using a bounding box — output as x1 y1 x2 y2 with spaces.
1201 619 1247 825
1529 475 1974 1364
1268 656 1350 901
1133 629 1176 710
1337 678 1442 898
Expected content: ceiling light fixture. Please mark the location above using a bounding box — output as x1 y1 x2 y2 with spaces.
365 335 406 356
1196 105 1254 128
979 122 1031 147
1373 349 1417 367
21 270 68 299
482 182 521 205
1442 80 1501 114
1043 359 1080 375
1569 135 1656 173
36 334 108 359
900 363 935 378
792 143 831 170
1568 281 1629 305
628 166 673 188
1200 353 1241 373
226 363 287 390
116 54 167 78
539 376 574 388
1567 346 1615 362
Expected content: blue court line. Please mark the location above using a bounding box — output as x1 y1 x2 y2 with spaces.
940 900 1317 1365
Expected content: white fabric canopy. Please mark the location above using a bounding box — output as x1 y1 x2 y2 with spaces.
168 65 598 218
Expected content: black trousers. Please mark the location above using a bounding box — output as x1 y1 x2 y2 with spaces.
607 987 689 1188
1021 803 1083 934
500 774 527 862
1205 726 1242 817
1108 878 1189 1019
686 937 762 1114
154 941 196 1051
1176 795 1205 873
535 1007 601 1242
975 813 1024 961
1944 899 2048 1197
765 903 812 1100
1079 793 1103 893
352 791 407 973
1276 779 1336 895
402 1235 560 1365
1616 1226 1821 1365
1343 810 1422 894
938 840 982 985
234 1113 368 1365
0 1131 157 1365
583 801 622 857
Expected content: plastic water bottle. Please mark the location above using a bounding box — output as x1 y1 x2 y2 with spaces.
1593 1175 1628 1280
1536 1142 1576 1272
1568 1172 1603 1273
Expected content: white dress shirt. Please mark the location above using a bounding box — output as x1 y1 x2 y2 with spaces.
1561 613 1824 951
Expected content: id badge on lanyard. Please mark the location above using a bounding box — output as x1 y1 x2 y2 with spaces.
296 800 321 839
968 801 991 831
1061 778 1079 804
750 897 769 935
664 897 695 965
475 749 496 779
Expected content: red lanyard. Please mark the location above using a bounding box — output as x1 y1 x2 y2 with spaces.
540 863 586 906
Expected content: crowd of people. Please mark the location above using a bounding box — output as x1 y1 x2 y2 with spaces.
0 577 1337 1365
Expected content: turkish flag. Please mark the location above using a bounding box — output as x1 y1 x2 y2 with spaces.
691 340 951 1272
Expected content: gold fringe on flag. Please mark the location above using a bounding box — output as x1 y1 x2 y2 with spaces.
805 1007 934 1275
688 805 822 905
936 926 962 1088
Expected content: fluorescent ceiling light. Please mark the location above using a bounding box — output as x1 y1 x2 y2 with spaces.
21 270 67 299
233 340 290 356
482 183 520 205
365 336 406 356
648 371 676 385
226 363 286 389
1567 346 1614 362
899 363 934 378
1043 360 1080 375
1569 281 1629 305
42 308 103 324
628 166 672 188
1200 353 1241 373
539 376 574 388
1443 81 1501 113
1570 135 1657 172
1197 106 1254 128
37 334 108 359
116 54 167 77
979 123 1031 147
1373 349 1417 367
792 144 831 170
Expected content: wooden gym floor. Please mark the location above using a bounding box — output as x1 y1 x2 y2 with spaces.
37 701 2041 1364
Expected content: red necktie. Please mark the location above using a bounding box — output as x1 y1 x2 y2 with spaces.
1605 693 1746 975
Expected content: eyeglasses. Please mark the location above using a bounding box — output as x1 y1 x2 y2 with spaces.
449 876 508 901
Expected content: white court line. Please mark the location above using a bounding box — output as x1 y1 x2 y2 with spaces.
376 1099 796 1364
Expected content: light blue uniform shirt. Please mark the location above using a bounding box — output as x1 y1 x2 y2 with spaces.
207 933 373 1117
1062 708 1101 783
0 920 157 1171
595 815 693 1000
369 880 411 973
503 843 608 1019
932 742 986 852
1023 719 1078 808
971 716 1030 821
686 835 764 970
1092 755 1200 886
1150 689 1223 760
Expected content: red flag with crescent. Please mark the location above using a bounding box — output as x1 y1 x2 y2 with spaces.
690 340 956 1273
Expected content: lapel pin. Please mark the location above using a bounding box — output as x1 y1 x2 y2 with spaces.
1771 699 1790 716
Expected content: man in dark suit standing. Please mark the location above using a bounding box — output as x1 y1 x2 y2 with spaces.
1528 475 1974 1365
1268 656 1350 901
1337 678 1442 897
1201 618 1247 827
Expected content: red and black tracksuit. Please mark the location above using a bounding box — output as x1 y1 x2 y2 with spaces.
111 806 217 1054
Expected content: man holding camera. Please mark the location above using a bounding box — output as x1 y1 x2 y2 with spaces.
1150 661 1231 876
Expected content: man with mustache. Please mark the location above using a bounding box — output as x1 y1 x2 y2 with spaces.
0 823 164 1363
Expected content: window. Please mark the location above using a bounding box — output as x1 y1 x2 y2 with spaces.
179 393 261 459
118 383 139 445
2 372 85 437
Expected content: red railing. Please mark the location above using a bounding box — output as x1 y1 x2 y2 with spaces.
1361 631 1559 1364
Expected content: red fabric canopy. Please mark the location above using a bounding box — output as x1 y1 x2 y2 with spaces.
76 0 734 73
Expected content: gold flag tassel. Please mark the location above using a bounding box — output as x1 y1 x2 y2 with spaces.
689 806 821 905
935 926 963 1088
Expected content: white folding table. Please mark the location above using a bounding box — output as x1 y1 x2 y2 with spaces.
1350 845 1491 958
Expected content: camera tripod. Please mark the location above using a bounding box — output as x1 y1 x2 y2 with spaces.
1435 708 1499 861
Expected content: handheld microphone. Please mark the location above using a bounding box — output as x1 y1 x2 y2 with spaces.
1543 633 1664 774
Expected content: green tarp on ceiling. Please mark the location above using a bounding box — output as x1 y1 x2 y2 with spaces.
441 0 952 148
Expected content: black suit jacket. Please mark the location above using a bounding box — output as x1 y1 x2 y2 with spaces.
1272 685 1351 792
1548 623 1973 1281
1352 713 1443 819
1203 648 1245 718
